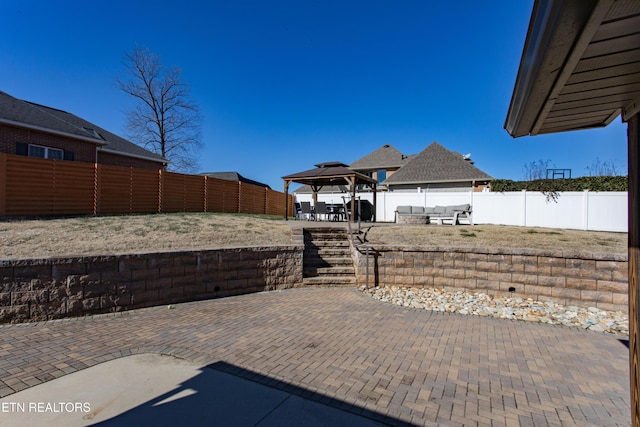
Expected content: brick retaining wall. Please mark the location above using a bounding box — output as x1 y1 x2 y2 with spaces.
352 245 628 312
0 246 303 323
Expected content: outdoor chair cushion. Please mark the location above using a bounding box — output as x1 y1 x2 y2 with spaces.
449 204 471 212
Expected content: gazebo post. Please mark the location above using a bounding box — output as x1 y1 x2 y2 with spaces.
628 112 640 426
372 183 377 222
283 180 290 220
347 176 356 222
311 185 319 221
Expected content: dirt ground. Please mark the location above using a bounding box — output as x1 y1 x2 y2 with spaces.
0 213 627 259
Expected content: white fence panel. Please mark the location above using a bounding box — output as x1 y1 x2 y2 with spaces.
472 192 523 226
293 190 627 232
586 192 627 232
525 192 585 229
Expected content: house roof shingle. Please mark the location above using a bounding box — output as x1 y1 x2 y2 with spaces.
292 184 349 194
282 162 377 187
200 171 270 189
0 90 166 164
382 142 493 185
349 144 414 170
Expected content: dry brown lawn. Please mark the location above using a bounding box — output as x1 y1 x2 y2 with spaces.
0 213 292 259
0 213 627 259
362 224 627 255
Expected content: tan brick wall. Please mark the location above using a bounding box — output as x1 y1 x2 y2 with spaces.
353 246 628 312
0 246 303 323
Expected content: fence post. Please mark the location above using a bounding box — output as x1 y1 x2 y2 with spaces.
264 187 268 215
0 153 6 216
583 189 590 230
158 169 163 214
521 189 527 226
93 163 99 215
237 182 242 213
203 176 208 213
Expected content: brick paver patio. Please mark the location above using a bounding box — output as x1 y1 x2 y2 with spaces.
0 287 630 426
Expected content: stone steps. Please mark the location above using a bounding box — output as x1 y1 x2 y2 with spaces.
302 228 356 286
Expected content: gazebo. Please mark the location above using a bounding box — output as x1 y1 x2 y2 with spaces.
505 0 640 424
282 161 378 221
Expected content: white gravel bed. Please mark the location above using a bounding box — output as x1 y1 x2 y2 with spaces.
361 286 628 336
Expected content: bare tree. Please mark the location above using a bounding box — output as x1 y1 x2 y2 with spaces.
522 159 551 181
586 158 620 176
116 46 202 172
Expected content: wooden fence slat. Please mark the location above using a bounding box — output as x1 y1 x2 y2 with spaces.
0 153 6 216
1 153 288 217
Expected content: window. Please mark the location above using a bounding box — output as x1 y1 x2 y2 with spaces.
377 169 387 184
28 144 64 160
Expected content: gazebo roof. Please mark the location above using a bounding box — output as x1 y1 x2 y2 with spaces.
282 161 377 188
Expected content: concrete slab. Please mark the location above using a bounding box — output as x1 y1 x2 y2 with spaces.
0 353 384 426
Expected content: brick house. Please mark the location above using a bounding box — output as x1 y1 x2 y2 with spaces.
0 90 167 169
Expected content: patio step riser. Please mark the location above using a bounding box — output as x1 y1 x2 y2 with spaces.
304 267 355 276
304 249 352 257
304 258 353 267
304 238 349 246
305 247 351 253
304 228 348 237
302 277 357 285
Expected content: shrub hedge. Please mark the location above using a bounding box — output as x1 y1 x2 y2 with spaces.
491 176 628 193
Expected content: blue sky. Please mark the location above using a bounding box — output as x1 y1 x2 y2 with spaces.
1 1 629 190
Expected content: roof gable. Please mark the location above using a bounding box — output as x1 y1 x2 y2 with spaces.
0 90 166 164
383 142 493 185
350 144 413 170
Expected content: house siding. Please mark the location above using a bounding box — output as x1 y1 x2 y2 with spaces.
0 123 97 162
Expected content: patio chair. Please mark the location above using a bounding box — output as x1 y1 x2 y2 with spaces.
300 202 314 220
315 201 328 221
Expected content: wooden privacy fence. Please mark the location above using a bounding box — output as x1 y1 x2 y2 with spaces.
0 153 293 217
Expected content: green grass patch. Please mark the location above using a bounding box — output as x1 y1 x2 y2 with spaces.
459 229 477 238
526 229 561 235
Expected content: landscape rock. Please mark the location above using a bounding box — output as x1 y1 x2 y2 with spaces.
361 285 628 336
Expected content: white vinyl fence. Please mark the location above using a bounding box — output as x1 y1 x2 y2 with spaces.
294 190 628 232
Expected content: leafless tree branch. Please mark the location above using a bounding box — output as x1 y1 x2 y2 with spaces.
116 45 203 172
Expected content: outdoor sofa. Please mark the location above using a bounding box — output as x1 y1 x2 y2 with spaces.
395 204 472 225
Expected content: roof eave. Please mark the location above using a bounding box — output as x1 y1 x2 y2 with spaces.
0 118 108 146
504 0 600 137
385 178 492 186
